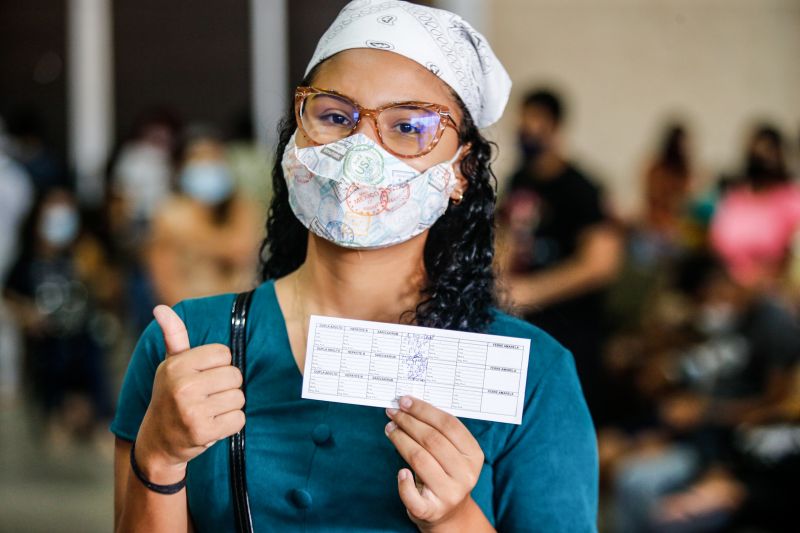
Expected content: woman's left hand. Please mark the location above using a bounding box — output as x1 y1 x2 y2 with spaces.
385 396 492 532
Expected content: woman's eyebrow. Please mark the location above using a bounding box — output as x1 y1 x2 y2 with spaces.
320 87 446 107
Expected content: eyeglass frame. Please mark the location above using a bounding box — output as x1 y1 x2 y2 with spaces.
294 86 460 159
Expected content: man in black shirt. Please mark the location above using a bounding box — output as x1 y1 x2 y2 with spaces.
498 88 622 421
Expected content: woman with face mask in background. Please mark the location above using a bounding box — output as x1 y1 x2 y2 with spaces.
112 2 598 532
147 128 263 306
4 189 114 451
711 124 800 290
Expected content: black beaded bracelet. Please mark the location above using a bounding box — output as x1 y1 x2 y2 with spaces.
129 441 187 495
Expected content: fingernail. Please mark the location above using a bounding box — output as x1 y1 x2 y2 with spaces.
386 407 398 417
385 421 397 435
398 468 409 481
400 396 413 409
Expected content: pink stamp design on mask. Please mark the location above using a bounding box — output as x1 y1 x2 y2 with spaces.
345 184 388 216
293 165 313 184
383 183 411 212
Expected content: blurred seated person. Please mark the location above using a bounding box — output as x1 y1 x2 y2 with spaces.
147 127 262 306
609 252 800 533
648 376 800 533
633 122 698 266
643 123 694 235
4 189 115 448
711 124 800 291
497 88 622 420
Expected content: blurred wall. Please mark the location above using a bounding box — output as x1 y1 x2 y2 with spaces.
288 0 350 89
0 0 67 163
113 0 251 143
485 0 800 216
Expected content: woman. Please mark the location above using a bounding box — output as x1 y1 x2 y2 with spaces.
112 2 598 531
711 124 800 289
6 189 114 448
643 123 693 239
147 127 262 305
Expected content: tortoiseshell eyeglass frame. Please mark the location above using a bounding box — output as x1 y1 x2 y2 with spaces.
294 86 459 159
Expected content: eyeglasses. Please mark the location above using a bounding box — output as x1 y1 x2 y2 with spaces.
294 86 459 158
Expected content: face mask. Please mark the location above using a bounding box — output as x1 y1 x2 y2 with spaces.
180 162 234 205
282 132 461 249
746 155 784 186
518 134 545 161
40 205 79 248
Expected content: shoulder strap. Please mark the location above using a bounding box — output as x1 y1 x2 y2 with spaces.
230 290 255 533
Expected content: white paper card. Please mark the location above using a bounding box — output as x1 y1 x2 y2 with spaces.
301 315 531 424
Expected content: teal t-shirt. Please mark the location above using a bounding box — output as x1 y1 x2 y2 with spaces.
111 280 598 532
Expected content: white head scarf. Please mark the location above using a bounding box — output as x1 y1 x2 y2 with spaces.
305 0 512 128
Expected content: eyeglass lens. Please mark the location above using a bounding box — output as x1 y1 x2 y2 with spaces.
300 92 442 156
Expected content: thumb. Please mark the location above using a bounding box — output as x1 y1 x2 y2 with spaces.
397 469 429 520
153 305 190 356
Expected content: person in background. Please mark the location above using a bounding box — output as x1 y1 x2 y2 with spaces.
610 252 800 533
497 87 622 421
147 126 262 306
0 117 34 403
711 124 800 290
4 107 67 193
4 189 114 451
641 123 695 252
609 123 698 349
106 108 182 333
225 110 273 209
109 108 180 238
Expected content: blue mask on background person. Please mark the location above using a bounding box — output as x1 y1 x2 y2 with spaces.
40 205 80 248
180 162 234 205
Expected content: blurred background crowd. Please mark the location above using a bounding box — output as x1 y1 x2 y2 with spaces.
1 0 799 532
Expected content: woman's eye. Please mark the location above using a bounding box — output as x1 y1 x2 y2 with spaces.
394 122 422 135
320 112 353 127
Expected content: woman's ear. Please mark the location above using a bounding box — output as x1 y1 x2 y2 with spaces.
450 142 472 202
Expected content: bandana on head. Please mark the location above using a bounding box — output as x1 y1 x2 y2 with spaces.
305 0 512 128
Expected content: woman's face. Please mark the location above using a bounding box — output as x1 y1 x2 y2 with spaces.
299 49 464 174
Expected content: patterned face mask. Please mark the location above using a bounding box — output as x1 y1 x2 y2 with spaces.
282 132 460 250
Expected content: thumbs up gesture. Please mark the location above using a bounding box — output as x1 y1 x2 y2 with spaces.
133 305 246 483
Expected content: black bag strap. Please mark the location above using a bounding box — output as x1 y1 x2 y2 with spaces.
230 290 255 533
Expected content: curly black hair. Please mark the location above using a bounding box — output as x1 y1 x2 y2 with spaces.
259 73 498 333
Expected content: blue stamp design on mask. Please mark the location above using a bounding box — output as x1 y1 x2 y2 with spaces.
325 220 355 244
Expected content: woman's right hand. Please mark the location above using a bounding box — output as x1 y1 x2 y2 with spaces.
133 305 246 483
